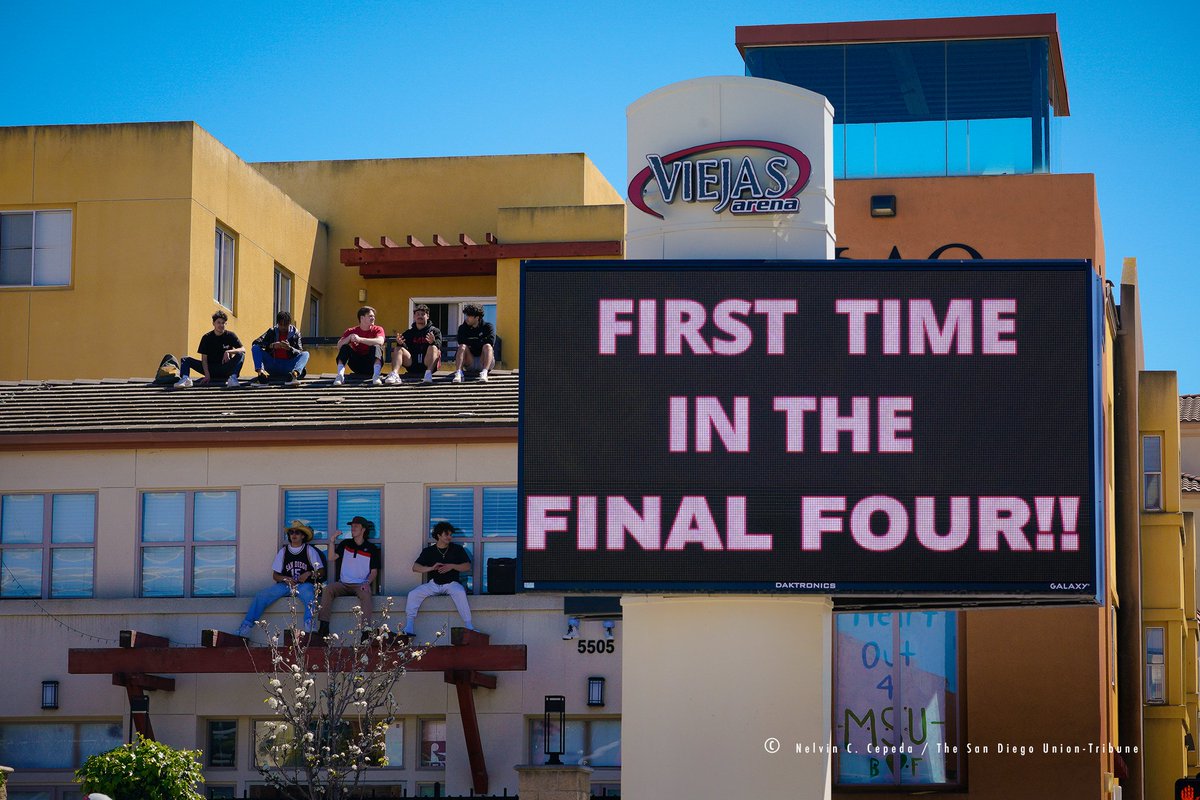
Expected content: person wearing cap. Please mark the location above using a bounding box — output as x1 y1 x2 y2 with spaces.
315 515 382 639
403 520 476 635
450 304 495 383
386 303 442 384
236 521 326 637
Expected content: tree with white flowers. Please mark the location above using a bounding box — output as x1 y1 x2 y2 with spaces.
253 590 437 800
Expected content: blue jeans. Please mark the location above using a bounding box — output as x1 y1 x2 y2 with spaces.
252 345 310 377
181 353 243 382
241 581 317 629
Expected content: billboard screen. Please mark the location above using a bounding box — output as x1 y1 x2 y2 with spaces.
519 261 1103 602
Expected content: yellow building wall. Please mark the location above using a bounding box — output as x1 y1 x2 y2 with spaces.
1140 370 1193 799
0 123 324 381
252 154 624 367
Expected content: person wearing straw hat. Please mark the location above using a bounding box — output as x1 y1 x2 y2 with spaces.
236 520 326 637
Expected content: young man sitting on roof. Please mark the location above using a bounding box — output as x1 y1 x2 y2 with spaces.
175 309 245 388
451 304 495 383
386 303 442 385
251 310 309 387
335 306 386 386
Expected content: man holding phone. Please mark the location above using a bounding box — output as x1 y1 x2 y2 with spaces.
251 310 309 387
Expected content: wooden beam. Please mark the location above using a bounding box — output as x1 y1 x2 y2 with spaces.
443 669 497 690
125 686 155 741
112 672 176 692
357 261 497 279
202 629 247 647
452 672 489 794
406 235 425 247
120 630 170 648
353 237 374 249
485 233 498 244
342 239 622 266
69 643 527 674
380 236 399 248
458 234 476 246
432 234 451 246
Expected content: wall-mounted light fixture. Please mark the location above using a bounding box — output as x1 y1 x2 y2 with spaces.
544 695 566 765
587 677 606 707
870 195 897 217
41 680 59 710
358 288 368 303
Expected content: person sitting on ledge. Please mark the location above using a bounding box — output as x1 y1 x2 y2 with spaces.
316 515 381 639
237 521 325 637
175 309 245 388
334 306 386 386
403 521 477 636
251 310 309 387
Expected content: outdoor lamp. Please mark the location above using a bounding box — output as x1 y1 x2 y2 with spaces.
587 677 605 707
41 680 59 709
870 194 897 217
544 695 566 765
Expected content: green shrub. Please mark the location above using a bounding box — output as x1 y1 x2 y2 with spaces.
74 734 204 800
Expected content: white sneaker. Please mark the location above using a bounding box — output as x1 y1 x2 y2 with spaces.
383 371 400 385
423 370 433 384
371 375 383 386
451 370 463 384
333 373 345 386
226 374 240 388
174 376 193 388
479 370 489 382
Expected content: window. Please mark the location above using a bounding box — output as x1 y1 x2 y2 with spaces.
283 488 381 545
1146 626 1166 704
139 491 237 598
255 719 396 769
529 717 621 767
427 486 516 593
309 292 321 338
206 788 236 799
206 720 237 768
274 266 293 317
0 721 122 769
420 718 446 768
213 225 235 310
0 209 72 287
410 298 497 340
8 788 85 800
382 721 404 768
833 611 961 787
1143 434 1163 511
0 494 96 599
416 783 446 797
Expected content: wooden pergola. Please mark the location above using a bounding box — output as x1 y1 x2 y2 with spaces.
68 628 526 794
341 233 623 278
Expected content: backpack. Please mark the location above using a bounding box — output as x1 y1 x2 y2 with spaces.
154 354 180 385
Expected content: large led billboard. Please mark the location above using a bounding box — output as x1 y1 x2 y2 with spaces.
520 261 1103 602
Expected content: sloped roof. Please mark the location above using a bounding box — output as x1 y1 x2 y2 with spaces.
1185 473 1200 493
0 372 517 450
1183 395 1200 423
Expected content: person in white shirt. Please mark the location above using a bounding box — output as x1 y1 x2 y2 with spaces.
315 515 381 638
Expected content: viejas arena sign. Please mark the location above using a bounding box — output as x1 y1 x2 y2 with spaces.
628 140 812 219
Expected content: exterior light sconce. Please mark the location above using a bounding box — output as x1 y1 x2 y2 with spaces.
357 289 368 303
587 677 606 707
870 195 897 217
41 680 59 710
544 695 566 765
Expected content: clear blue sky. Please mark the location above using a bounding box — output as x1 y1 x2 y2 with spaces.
2 0 1196 391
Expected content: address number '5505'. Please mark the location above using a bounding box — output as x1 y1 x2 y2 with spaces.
578 640 615 654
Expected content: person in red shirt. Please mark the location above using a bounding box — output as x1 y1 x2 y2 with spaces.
334 306 386 385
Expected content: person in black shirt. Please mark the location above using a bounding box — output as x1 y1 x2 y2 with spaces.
451 304 495 384
176 310 245 388
236 521 325 637
385 304 442 385
403 521 477 635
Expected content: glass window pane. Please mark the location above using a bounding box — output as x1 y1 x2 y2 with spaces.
221 231 235 308
193 545 236 597
336 489 381 540
0 549 42 598
2 495 44 543
194 492 237 541
384 722 403 768
482 487 517 537
0 722 75 768
430 488 474 538
207 720 238 767
284 490 329 541
142 546 184 597
34 210 72 248
1143 435 1163 472
897 611 958 784
213 229 222 302
52 494 95 543
32 246 71 286
142 493 185 542
0 246 33 286
8 790 53 800
1144 475 1163 511
51 548 94 598
78 722 123 763
483 303 496 323
254 720 302 768
0 212 34 248
588 719 622 767
482 541 516 594
421 719 446 767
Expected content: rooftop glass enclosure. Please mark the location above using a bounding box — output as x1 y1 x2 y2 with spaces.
744 38 1061 178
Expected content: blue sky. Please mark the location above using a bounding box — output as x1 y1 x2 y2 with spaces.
2 0 1196 391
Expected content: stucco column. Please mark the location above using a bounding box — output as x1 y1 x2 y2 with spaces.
620 595 833 800
516 764 593 800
